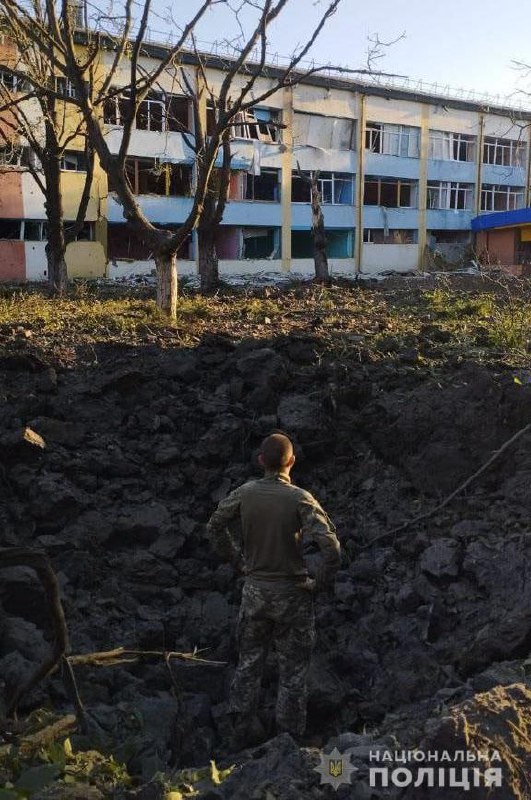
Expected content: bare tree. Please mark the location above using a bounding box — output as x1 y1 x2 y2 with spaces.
187 24 402 292
0 3 95 294
0 0 347 315
296 165 329 282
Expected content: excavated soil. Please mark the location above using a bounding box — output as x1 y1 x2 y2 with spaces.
1 278 531 798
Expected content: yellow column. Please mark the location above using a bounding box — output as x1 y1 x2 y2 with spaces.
475 114 485 216
525 125 531 206
281 86 293 271
417 103 429 270
355 94 366 273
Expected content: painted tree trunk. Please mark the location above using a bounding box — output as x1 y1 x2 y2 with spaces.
45 240 68 295
311 178 330 283
155 250 178 319
198 227 219 293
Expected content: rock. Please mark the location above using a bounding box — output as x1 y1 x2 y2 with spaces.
35 367 58 393
149 532 185 559
99 369 146 394
216 733 320 800
0 616 50 662
27 473 86 526
502 470 531 509
0 426 46 460
277 393 322 436
460 610 531 674
407 684 531 799
111 502 172 545
30 417 86 447
420 539 459 579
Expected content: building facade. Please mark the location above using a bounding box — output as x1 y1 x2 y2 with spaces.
1 37 530 282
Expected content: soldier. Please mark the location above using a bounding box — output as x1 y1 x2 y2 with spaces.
207 432 341 746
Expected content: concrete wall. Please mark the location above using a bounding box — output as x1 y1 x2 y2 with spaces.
361 244 418 273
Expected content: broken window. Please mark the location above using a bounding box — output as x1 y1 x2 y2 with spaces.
0 70 15 90
119 158 192 196
55 77 77 99
364 176 417 207
64 221 95 241
480 184 525 212
166 95 191 132
60 150 87 171
291 171 354 204
242 227 280 259
0 219 21 239
429 130 475 162
215 227 240 259
292 228 353 258
483 137 525 167
23 220 47 240
108 223 192 259
427 181 474 210
233 107 281 143
206 101 217 137
104 89 190 133
167 164 192 196
428 230 470 245
0 144 24 166
244 168 280 201
366 122 420 158
292 112 355 150
363 229 417 244
136 91 165 132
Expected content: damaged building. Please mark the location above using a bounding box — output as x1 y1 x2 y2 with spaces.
0 31 530 281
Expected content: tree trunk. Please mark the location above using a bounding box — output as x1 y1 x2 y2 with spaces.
311 178 330 283
43 150 68 296
198 227 219 293
46 242 68 295
155 249 178 319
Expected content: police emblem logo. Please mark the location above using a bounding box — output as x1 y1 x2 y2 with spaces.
329 759 343 778
314 747 358 790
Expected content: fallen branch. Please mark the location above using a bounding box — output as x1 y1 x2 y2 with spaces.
361 422 531 550
67 647 226 667
0 548 69 718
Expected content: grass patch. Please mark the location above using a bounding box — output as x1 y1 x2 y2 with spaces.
0 278 530 368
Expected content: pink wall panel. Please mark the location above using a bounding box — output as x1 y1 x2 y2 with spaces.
0 240 26 281
0 171 24 219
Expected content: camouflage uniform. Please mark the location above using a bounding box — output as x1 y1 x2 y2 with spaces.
207 472 340 737
230 580 316 736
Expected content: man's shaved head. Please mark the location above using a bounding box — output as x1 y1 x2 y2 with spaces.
260 433 294 471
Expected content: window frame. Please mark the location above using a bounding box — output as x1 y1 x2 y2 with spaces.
480 183 525 212
363 176 417 208
427 180 474 210
365 121 420 158
291 171 354 205
483 136 526 168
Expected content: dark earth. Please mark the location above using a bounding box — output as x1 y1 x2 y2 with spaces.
1 279 531 798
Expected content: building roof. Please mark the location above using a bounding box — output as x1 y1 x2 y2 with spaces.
73 30 531 120
471 208 531 231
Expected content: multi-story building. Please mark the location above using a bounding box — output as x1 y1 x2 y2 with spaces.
1 34 530 282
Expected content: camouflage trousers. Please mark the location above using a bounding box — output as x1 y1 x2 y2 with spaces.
229 579 316 736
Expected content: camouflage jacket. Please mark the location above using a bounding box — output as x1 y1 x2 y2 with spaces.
207 472 341 586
